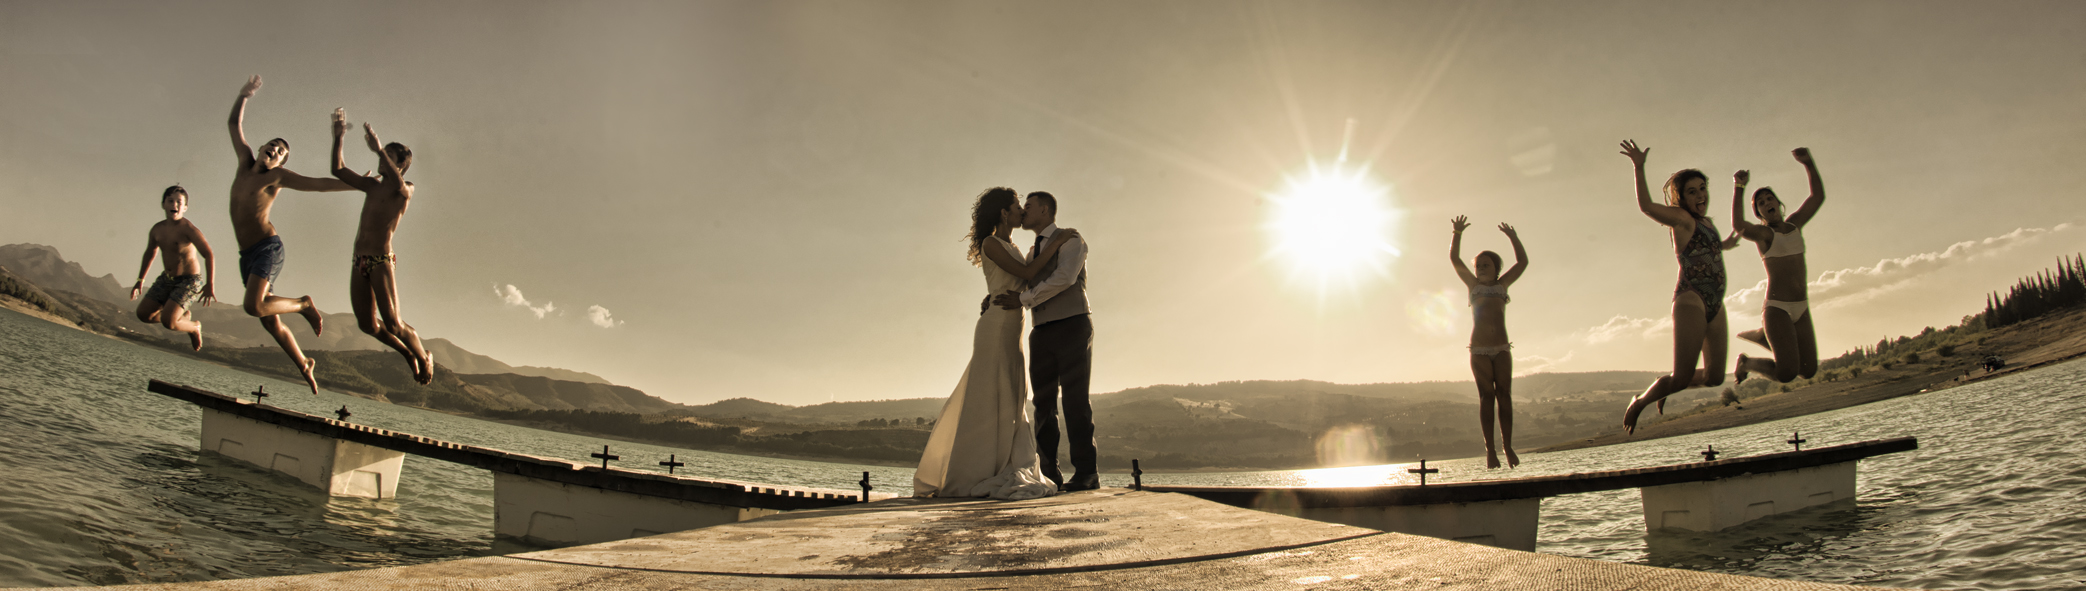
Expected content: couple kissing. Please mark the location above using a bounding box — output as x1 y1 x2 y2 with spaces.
913 187 1096 499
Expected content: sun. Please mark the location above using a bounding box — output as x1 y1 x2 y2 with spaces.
1263 165 1402 292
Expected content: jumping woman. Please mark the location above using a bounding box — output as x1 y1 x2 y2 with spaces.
1450 216 1528 468
1620 140 1740 434
1731 148 1826 385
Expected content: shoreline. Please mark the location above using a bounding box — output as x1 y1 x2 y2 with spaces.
1536 305 2086 453
13 296 2082 472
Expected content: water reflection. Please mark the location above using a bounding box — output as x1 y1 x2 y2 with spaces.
1292 463 1412 488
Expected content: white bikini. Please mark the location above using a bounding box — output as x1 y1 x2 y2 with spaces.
1762 226 1808 321
1468 284 1512 356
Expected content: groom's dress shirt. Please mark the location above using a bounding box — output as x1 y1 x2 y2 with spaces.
1022 223 1089 320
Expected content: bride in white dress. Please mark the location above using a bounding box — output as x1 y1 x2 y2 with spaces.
913 188 1078 500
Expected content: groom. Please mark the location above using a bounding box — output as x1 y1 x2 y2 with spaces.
993 191 1098 491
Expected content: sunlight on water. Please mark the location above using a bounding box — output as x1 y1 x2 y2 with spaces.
1293 464 1413 488
1311 424 1388 468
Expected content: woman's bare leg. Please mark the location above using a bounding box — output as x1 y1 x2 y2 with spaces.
1753 307 1801 382
1795 313 1819 379
1493 351 1519 467
1471 353 1500 469
1627 294 1709 434
1738 328 1769 350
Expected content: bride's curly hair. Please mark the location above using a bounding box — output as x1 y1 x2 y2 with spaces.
966 187 1020 267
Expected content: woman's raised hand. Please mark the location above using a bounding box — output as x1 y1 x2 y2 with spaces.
1792 147 1813 165
1734 170 1750 186
1452 215 1471 234
1619 140 1649 166
1497 222 1517 238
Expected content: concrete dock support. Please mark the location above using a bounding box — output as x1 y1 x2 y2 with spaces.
1295 498 1539 551
1638 460 1856 532
493 472 781 547
199 407 407 499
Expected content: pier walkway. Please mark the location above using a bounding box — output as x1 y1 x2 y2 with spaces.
1149 437 1917 551
43 489 1909 590
146 380 889 546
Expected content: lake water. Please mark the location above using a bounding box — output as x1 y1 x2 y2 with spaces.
1 306 2081 589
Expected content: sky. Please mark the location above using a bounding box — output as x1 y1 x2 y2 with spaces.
3 1 2082 406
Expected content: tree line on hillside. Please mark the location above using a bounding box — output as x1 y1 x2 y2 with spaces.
0 270 65 317
1743 255 2086 400
1983 254 2086 330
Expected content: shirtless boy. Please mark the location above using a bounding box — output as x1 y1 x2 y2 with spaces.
228 75 354 394
331 110 433 385
129 185 216 351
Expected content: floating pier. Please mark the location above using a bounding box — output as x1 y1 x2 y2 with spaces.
57 489 1913 590
1147 437 1918 551
147 380 893 547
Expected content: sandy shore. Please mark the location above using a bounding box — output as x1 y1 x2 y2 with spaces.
1539 306 2086 453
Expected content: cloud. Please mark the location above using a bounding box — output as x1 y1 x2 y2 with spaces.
1582 314 1668 344
587 305 623 328
1514 349 1575 375
1804 223 2072 309
495 284 558 319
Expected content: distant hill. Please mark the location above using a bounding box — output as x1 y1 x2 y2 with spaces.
0 242 610 382
420 338 609 385
0 244 126 303
454 372 679 414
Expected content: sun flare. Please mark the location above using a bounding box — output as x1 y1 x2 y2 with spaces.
1263 166 1401 293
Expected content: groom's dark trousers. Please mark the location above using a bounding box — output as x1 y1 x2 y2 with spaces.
1029 313 1095 483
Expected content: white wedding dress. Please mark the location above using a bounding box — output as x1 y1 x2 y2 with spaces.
912 236 1058 500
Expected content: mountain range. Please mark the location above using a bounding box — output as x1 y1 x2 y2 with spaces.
1 241 1677 468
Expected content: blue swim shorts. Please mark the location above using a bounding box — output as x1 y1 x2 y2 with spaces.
238 235 287 287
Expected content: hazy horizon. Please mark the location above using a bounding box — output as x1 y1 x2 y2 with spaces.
5 1 2082 405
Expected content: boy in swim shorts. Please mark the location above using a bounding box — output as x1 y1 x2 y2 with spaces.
331 109 433 385
130 185 217 351
227 75 355 394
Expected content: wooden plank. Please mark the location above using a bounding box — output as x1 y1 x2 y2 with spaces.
1144 437 1917 508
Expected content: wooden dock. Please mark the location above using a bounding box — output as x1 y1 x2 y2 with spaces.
147 380 889 546
45 490 1914 590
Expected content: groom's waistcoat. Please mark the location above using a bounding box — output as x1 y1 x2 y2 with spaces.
1031 246 1089 326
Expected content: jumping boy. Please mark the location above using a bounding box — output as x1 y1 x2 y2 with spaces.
331 109 433 385
129 185 216 351
228 75 355 394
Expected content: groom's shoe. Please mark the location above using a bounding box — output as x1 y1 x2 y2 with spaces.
1041 464 1064 487
1063 473 1101 492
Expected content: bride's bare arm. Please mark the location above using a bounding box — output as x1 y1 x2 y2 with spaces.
983 230 1081 281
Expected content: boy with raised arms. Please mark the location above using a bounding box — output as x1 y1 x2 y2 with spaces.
227 75 354 394
331 109 433 384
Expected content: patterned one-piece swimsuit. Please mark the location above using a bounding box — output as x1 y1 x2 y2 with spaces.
1675 216 1726 321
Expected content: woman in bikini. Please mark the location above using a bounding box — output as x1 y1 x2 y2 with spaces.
1620 140 1741 434
1731 148 1826 385
1450 216 1527 468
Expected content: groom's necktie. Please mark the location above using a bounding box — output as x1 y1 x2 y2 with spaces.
1033 232 1048 257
